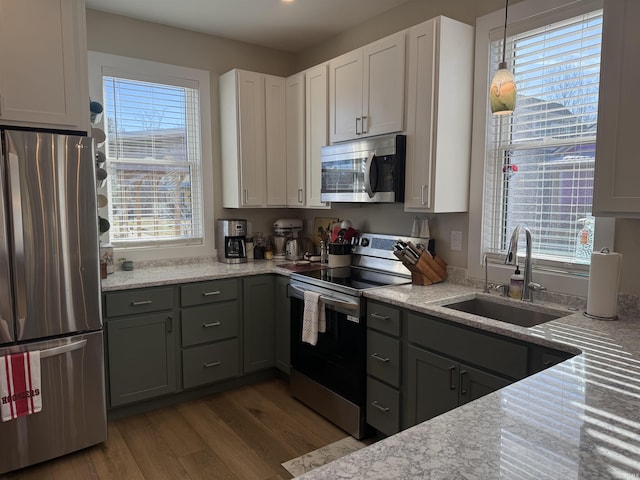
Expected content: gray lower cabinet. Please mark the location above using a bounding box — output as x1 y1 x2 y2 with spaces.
366 301 403 436
180 279 241 389
406 345 511 426
243 275 275 373
104 286 177 408
274 276 291 374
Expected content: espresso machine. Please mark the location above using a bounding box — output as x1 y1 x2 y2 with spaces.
217 219 247 264
273 218 303 259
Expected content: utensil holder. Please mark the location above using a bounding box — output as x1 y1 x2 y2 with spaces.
406 252 448 286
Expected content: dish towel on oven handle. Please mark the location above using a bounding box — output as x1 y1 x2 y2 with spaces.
302 290 326 346
0 351 42 422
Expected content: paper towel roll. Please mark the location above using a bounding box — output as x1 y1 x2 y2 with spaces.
586 250 622 320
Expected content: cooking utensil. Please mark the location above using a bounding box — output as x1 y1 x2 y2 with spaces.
97 194 108 208
98 216 110 234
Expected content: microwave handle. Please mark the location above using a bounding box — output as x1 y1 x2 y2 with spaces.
364 151 375 198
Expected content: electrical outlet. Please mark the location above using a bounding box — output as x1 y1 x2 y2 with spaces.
450 230 463 252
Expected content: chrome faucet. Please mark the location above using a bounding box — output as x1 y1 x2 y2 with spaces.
505 225 536 301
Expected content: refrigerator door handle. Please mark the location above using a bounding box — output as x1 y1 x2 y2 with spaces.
5 146 27 326
40 339 87 359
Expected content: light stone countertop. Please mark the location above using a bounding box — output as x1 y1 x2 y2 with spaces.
102 261 640 479
299 282 640 479
100 259 293 291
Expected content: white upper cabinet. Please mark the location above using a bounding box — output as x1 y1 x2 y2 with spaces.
286 73 306 206
220 69 286 208
404 17 474 213
0 0 89 132
329 31 405 143
265 75 287 207
305 63 330 209
593 0 640 217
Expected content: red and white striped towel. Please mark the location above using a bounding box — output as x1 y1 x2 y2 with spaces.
0 351 42 422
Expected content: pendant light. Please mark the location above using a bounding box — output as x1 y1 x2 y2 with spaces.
489 0 516 115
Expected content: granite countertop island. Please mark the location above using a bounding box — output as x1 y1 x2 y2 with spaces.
299 282 640 480
102 261 640 479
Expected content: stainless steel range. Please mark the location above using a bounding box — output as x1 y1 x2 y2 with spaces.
288 233 433 439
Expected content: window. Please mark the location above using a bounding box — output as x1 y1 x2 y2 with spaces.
102 73 203 247
484 8 603 270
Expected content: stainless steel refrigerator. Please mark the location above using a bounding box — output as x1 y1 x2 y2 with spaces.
0 129 106 474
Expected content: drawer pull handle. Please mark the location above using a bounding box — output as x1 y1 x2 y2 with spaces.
203 321 221 328
202 291 221 296
460 370 468 395
370 313 390 321
371 401 390 412
131 300 152 306
449 366 456 390
204 361 221 368
371 353 390 363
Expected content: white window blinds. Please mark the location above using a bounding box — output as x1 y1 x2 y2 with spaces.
103 75 203 247
485 9 602 269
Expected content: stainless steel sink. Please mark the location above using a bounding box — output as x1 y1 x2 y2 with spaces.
442 296 567 328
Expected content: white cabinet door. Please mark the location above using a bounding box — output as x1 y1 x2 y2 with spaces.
329 49 362 143
0 0 88 131
265 75 287 207
237 71 266 207
362 31 406 138
404 20 436 210
305 64 330 208
286 73 306 206
593 0 640 217
404 17 473 213
329 32 406 143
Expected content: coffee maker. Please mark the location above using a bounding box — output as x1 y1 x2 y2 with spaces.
217 219 247 264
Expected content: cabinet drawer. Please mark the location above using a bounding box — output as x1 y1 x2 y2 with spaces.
367 301 401 336
181 279 238 307
367 377 400 436
182 339 239 389
181 303 239 347
407 313 528 379
367 330 401 387
105 287 174 318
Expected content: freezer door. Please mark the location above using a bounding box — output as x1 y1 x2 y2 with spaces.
5 131 101 341
0 137 15 344
0 330 107 474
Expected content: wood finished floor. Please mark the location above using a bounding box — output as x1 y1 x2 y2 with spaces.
1 378 347 480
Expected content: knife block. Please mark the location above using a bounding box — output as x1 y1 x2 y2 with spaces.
407 253 448 286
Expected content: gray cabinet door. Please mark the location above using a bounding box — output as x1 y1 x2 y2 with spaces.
406 345 458 426
243 275 275 373
274 276 290 374
107 312 176 407
458 364 511 406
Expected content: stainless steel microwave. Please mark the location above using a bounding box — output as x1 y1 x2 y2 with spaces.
320 134 406 203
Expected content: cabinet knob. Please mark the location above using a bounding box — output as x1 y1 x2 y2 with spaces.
203 321 221 328
202 290 221 297
371 352 390 363
131 300 153 306
370 400 390 412
449 366 457 390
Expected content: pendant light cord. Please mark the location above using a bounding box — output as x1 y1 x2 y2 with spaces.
502 0 509 64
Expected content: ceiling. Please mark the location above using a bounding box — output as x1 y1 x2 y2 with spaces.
85 0 413 53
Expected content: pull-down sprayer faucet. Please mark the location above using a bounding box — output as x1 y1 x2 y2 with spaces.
505 224 534 301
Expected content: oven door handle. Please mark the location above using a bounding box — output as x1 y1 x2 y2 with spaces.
289 284 359 312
